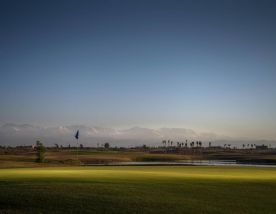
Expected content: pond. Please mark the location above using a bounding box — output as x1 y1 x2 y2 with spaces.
85 160 276 167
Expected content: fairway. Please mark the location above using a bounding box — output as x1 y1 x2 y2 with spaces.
0 166 276 214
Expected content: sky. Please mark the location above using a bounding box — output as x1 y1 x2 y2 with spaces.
1 0 276 140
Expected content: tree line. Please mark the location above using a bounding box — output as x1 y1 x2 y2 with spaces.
161 140 211 148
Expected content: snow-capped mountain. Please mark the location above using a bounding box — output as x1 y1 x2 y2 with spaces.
0 123 275 147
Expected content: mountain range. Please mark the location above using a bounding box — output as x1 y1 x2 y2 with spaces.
0 123 275 148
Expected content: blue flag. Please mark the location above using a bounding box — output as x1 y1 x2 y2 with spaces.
75 130 79 140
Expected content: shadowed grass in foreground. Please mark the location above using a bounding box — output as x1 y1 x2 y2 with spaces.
0 166 276 214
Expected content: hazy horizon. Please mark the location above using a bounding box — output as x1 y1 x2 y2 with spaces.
1 0 276 143
1 122 276 148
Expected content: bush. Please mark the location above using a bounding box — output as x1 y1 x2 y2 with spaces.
35 141 46 163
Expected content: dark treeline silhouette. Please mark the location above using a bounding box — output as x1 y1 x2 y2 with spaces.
0 140 272 151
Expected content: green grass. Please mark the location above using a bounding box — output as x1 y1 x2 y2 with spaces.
1 166 276 214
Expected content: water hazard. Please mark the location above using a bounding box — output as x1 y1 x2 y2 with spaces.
85 160 276 167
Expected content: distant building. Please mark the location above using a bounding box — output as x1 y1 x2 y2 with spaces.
255 145 268 150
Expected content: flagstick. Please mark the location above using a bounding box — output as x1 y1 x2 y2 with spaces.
75 130 80 165
76 138 79 165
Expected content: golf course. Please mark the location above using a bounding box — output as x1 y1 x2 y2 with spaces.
1 166 276 214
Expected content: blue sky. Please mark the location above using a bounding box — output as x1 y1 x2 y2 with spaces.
0 0 276 139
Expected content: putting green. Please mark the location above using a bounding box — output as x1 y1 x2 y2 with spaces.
0 166 276 214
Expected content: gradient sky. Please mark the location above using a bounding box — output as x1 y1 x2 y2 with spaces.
1 0 276 139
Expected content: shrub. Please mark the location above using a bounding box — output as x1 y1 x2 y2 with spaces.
35 140 46 163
